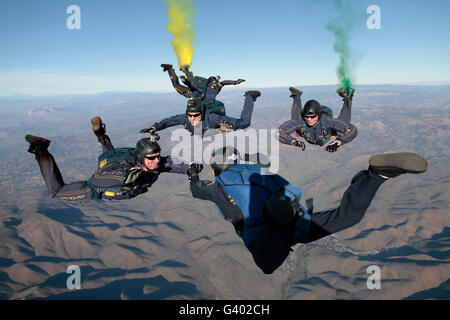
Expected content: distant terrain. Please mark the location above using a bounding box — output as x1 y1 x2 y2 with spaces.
0 85 449 299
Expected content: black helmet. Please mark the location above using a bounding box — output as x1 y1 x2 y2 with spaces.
207 76 220 87
135 137 161 165
186 98 203 114
302 100 321 116
265 192 296 226
210 146 239 176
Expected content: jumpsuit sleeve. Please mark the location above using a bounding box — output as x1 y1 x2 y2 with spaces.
190 175 219 201
153 114 186 131
190 176 244 224
277 119 303 145
159 156 190 174
219 80 241 86
325 118 358 144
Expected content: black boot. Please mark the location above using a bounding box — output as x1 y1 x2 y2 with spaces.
161 64 173 72
289 87 303 98
25 134 51 154
245 90 261 102
369 152 427 178
91 116 106 136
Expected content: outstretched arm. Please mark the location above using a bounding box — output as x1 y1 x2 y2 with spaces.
277 119 303 146
325 118 358 144
190 176 244 224
219 79 245 86
150 114 186 132
190 175 218 201
159 156 190 174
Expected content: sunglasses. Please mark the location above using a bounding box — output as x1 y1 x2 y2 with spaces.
145 154 161 160
304 114 318 119
187 113 202 118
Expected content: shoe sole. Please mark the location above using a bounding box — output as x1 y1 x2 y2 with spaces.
246 91 261 97
369 152 427 173
289 87 303 95
25 134 50 145
91 117 102 132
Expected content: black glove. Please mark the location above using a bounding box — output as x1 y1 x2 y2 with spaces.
325 141 340 152
139 126 156 135
187 163 204 180
316 140 324 147
292 140 306 151
236 79 245 84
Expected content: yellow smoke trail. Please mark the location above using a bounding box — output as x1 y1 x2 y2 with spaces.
164 0 195 68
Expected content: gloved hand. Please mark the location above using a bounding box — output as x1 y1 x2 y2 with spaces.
139 126 156 135
236 79 245 84
217 120 233 132
180 64 190 73
187 163 204 180
316 140 324 147
292 140 306 151
325 140 341 152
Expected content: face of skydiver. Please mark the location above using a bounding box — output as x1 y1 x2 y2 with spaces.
303 113 319 127
187 112 202 126
142 152 161 171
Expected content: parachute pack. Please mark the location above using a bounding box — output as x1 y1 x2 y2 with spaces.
86 148 147 200
215 164 311 246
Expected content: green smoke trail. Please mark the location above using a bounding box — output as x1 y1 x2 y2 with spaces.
325 0 355 94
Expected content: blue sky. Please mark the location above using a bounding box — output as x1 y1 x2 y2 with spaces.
1 0 449 96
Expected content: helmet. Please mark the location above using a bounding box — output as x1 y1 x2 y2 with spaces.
302 100 321 116
135 137 161 165
265 192 296 226
210 146 239 176
186 98 203 114
207 76 220 87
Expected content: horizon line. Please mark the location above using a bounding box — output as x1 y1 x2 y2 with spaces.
1 82 450 99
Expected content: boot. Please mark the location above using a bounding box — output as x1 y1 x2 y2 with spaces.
289 87 303 98
25 134 50 154
245 90 261 102
161 64 173 72
369 152 427 178
91 116 106 136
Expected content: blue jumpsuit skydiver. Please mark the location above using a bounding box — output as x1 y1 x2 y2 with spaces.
278 88 357 151
188 147 427 274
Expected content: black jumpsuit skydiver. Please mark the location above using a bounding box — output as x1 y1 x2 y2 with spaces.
165 67 243 100
31 131 188 201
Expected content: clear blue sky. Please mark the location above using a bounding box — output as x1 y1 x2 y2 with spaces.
1 0 449 96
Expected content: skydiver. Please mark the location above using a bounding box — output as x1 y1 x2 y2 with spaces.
25 117 197 201
139 91 261 137
188 146 427 274
161 63 245 100
278 87 357 152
